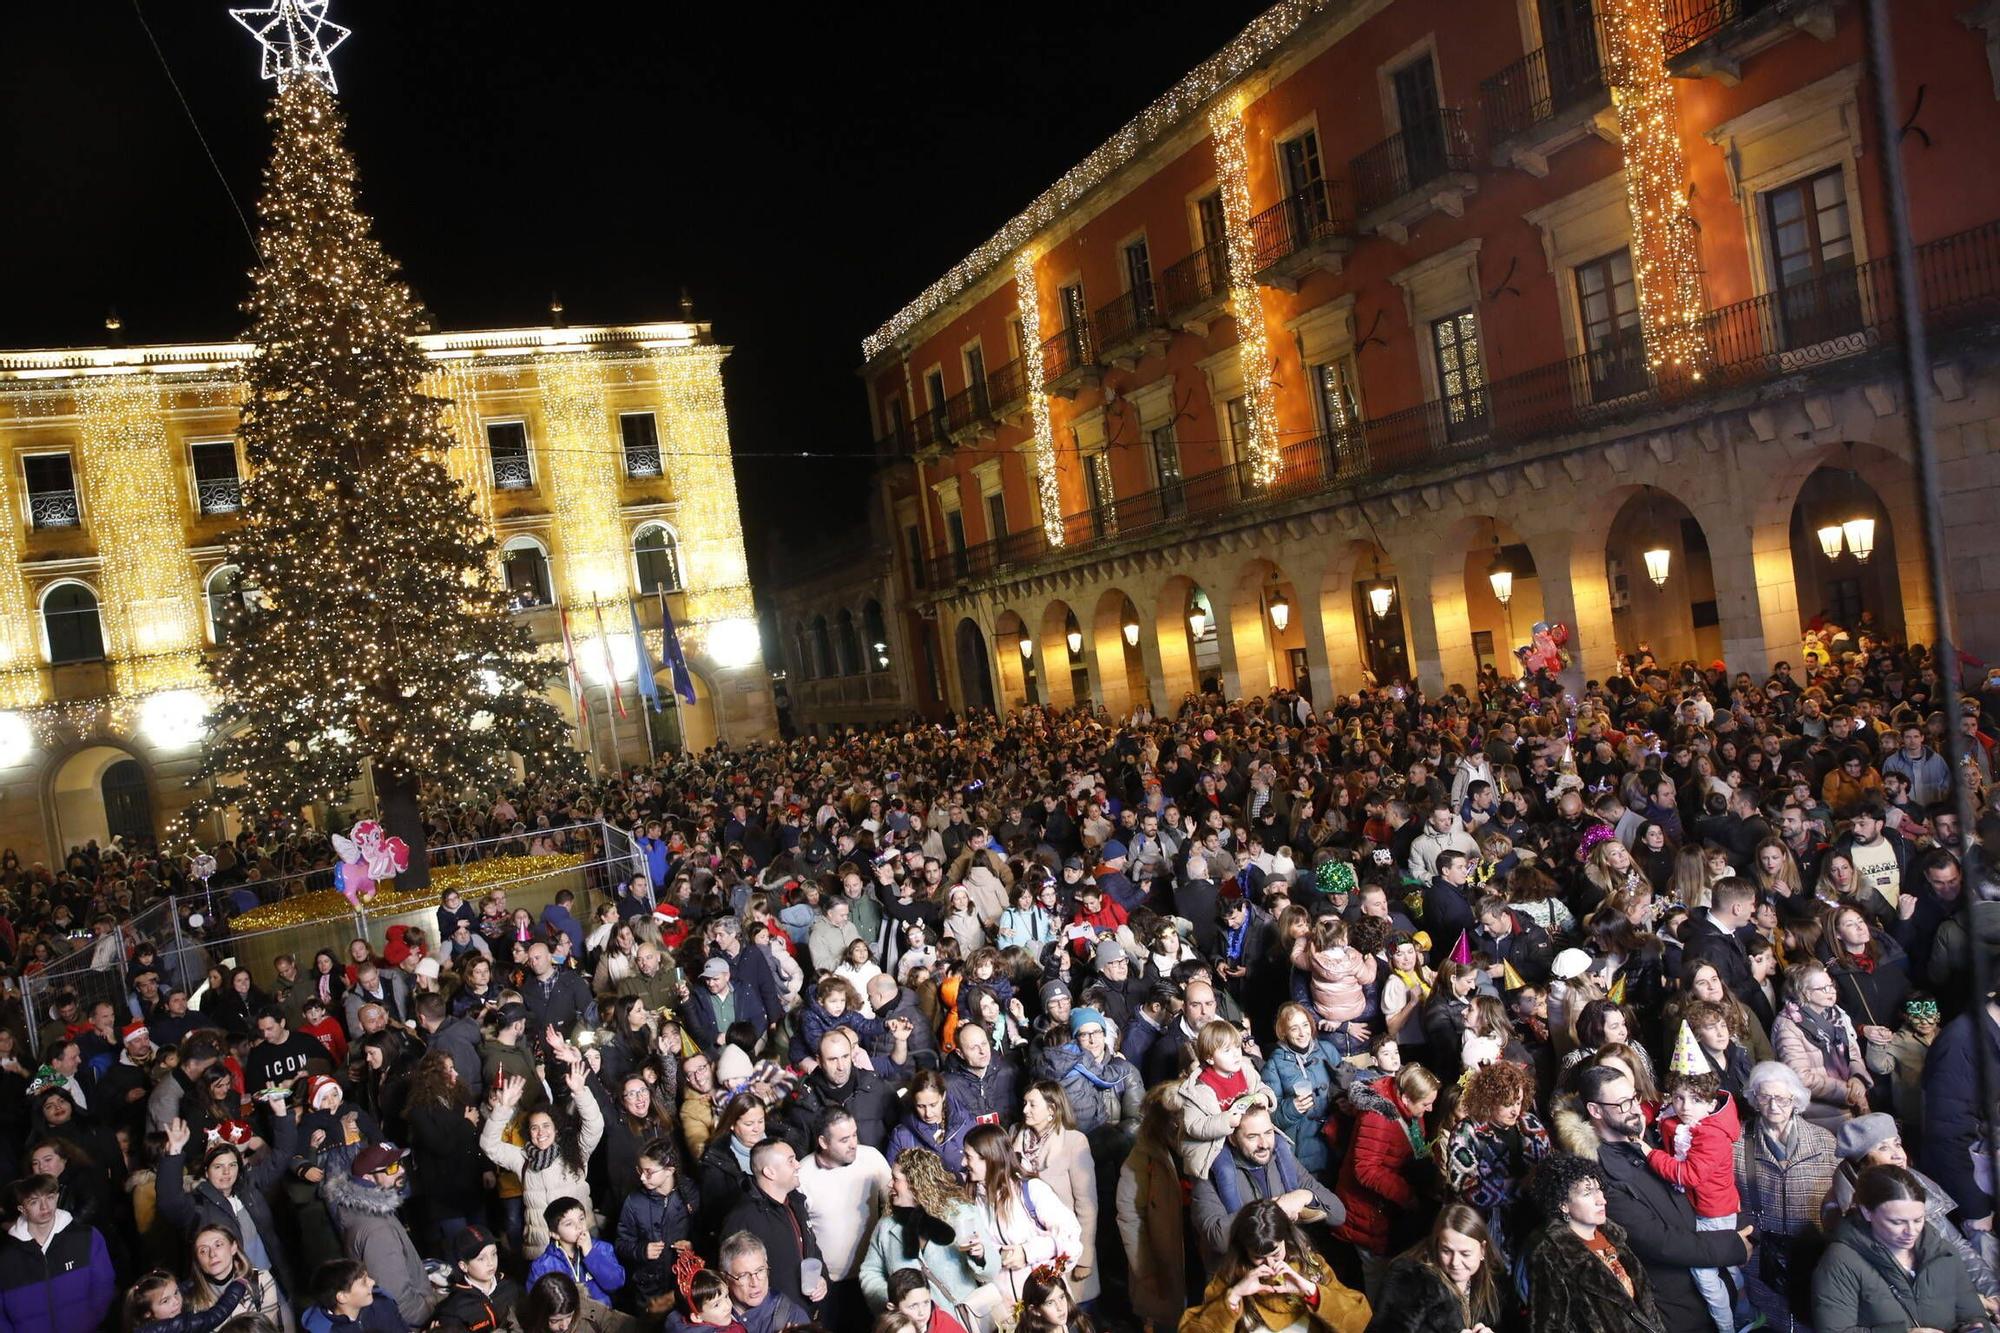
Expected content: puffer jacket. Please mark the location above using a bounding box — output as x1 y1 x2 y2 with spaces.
1175 1062 1276 1180
1333 1076 1425 1256
133 1278 245 1333
614 1185 695 1299
1525 1218 1666 1333
1037 1042 1142 1135
1812 1212 1984 1333
0 1211 116 1333
320 1170 434 1327
883 1096 976 1176
1265 1041 1337 1175
477 1091 604 1253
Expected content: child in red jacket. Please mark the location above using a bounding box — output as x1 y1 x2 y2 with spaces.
1647 1067 1743 1333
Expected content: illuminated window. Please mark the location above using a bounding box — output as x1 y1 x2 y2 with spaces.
632 523 681 595
1431 310 1488 441
618 413 663 478
1575 249 1644 399
190 441 243 515
24 453 79 530
500 535 552 609
485 421 533 490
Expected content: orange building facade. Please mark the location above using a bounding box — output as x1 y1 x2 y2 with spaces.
814 0 2000 718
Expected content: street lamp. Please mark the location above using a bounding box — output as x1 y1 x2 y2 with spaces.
1018 630 1033 660
1487 561 1513 606
1122 616 1140 647
1643 547 1671 587
1817 523 1846 560
1267 588 1290 632
1187 596 1207 639
1065 614 1083 656
1366 581 1395 620
1842 516 1876 563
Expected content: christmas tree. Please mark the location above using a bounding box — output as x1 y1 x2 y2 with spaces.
198 61 578 883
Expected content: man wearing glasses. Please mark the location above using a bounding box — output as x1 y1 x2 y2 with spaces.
1582 1063 1751 1333
719 1232 808 1333
322 1142 436 1327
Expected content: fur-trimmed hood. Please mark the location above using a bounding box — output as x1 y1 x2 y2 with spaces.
1551 1091 1603 1156
1346 1073 1402 1120
321 1169 407 1218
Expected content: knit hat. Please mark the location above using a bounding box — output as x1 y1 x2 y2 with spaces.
1550 948 1592 981
1095 939 1128 966
1101 841 1127 863
1040 979 1071 1004
1834 1113 1901 1162
1070 1007 1106 1035
414 957 441 980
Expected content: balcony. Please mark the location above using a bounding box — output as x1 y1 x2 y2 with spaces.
1480 21 1615 176
984 356 1031 423
195 477 243 516
910 405 952 456
912 217 2000 594
1662 0 1838 83
942 381 994 443
1351 109 1479 243
28 488 80 530
1092 284 1171 369
1159 242 1231 335
874 421 917 458
1248 180 1353 291
491 456 533 491
1040 322 1101 399
622 442 664 479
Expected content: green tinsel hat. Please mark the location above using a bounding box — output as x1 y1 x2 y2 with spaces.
26 1065 62 1098
1316 860 1357 897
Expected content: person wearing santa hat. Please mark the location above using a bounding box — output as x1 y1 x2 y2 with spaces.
91 1020 157 1139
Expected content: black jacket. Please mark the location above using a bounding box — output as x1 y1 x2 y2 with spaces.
1421 877 1475 966
1524 1218 1664 1333
792 1066 899 1151
1595 1140 1747 1331
520 967 595 1048
943 1054 1021 1124
403 1100 487 1219
432 1277 523 1333
720 1187 822 1311
1366 1255 1511 1333
156 1115 298 1290
1678 910 1773 1030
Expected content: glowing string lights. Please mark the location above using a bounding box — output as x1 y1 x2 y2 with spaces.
1209 102 1280 488
1013 253 1065 546
538 353 633 611
0 432 43 707
650 346 759 658
74 374 209 695
425 361 503 581
1601 0 1709 378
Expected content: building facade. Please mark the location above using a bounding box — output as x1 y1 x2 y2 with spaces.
860 0 2000 719
0 320 775 865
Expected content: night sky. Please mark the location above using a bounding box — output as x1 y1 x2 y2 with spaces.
1 1 1266 585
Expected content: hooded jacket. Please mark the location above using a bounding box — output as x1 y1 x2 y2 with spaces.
883 1095 976 1176
1332 1075 1424 1256
319 1170 434 1326
0 1210 116 1333
1037 1042 1143 1136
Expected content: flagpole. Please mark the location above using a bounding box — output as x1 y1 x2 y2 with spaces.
639 685 657 764
660 587 687 756
603 679 626 771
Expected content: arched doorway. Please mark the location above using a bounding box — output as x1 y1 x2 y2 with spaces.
1459 517 1545 679
954 618 996 715
1604 486 1719 666
51 745 155 854
1350 545 1410 684
1789 466 1902 649
1039 601 1089 707
650 668 722 754
1155 575 1217 700
1091 589 1150 716
994 610 1036 707
1228 559 1304 698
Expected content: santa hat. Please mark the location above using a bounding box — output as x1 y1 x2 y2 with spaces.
304 1074 343 1111
121 1021 150 1046
208 1119 254 1146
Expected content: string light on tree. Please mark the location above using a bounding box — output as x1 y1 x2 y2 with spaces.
1600 0 1709 377
1013 252 1065 546
1209 100 1280 488
230 0 351 93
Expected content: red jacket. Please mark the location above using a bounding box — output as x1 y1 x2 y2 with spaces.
1333 1075 1423 1255
1646 1090 1743 1218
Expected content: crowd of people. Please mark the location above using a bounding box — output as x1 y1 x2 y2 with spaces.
3 638 2000 1333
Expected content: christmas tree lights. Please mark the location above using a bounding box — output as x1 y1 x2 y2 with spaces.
199 73 577 855
1601 0 1709 377
74 374 209 695
1210 101 1280 487
1013 252 1065 546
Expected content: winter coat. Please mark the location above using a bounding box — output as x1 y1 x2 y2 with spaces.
1266 1041 1338 1174
319 1171 434 1327
1181 1260 1371 1333
1014 1126 1098 1302
133 1278 246 1333
884 1097 976 1177
1524 1219 1666 1333
1294 939 1366 1026
961 1176 1082 1305
721 1187 823 1311
477 1038 541 1110
1115 1137 1185 1326
1735 1116 1839 1329
1441 1111 1551 1251
477 1091 604 1253
527 1238 625 1307
1772 1002 1871 1127
423 1015 487 1099
682 975 772 1052
613 1185 695 1299
1647 1090 1744 1218
793 1001 884 1066
1175 1062 1276 1180
694 1135 755 1237
156 1114 297 1290
1366 1256 1506 1333
792 1065 899 1151
1823 938 1909 1042
404 1100 486 1222
1595 1139 1749 1333
1822 1164 2000 1303
1333 1075 1426 1256
431 1276 522 1333
857 1204 987 1313
944 1054 1021 1125
1813 1212 1985 1333
1920 1001 2000 1223
0 1211 116 1333
1037 1042 1143 1135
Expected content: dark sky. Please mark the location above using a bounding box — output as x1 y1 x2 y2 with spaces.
1 1 1266 585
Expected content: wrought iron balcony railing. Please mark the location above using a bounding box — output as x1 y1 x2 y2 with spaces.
195 478 242 515
1351 109 1477 218
1480 19 1607 147
984 356 1029 416
623 443 663 478
1247 179 1350 272
1093 284 1165 357
491 456 533 490
1040 322 1097 389
28 489 80 529
1160 242 1229 319
1661 0 1800 58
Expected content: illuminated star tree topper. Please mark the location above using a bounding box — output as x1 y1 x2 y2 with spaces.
230 0 351 92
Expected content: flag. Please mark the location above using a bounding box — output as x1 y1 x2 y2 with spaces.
592 604 627 719
627 595 661 712
656 589 698 706
1449 932 1471 966
1502 960 1526 991
558 607 590 726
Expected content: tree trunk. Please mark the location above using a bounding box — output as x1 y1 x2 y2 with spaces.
376 764 431 891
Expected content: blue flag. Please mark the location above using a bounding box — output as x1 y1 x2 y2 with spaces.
627 595 661 712
654 589 698 706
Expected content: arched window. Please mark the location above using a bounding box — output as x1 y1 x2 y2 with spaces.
632 523 682 595
42 582 104 665
810 616 833 680
863 600 889 672
792 623 816 680
833 609 861 676
501 536 553 610
205 565 243 644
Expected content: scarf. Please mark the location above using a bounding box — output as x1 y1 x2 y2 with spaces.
1786 1000 1853 1083
1392 967 1430 1005
1061 1045 1122 1090
523 1143 560 1174
1223 912 1250 962
1016 1127 1049 1176
893 1204 956 1260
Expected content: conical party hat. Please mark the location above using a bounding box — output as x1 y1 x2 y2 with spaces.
1450 931 1472 966
1607 973 1627 1004
1669 1019 1704 1076
1502 960 1527 991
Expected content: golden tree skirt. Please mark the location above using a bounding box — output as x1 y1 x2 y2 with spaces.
231 852 587 930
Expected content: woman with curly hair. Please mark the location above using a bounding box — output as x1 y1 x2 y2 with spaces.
477 1060 603 1254
1439 1061 1550 1261
1524 1153 1664 1333
1181 1200 1370 1333
401 1048 486 1254
1366 1204 1509 1333
859 1148 993 1322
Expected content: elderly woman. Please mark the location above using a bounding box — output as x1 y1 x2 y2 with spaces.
1737 1061 1840 1333
1524 1152 1666 1333
1771 962 1872 1130
1814 1165 1988 1333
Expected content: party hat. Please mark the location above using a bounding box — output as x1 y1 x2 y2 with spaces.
1502 960 1526 991
1449 932 1472 966
1669 1020 1704 1076
1607 973 1627 1004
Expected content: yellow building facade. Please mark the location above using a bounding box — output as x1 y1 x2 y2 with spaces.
0 319 775 866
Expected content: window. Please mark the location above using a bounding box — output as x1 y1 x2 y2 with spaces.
190 442 242 515
810 616 833 678
833 610 861 676
965 346 988 415
1150 423 1186 519
633 523 681 594
24 453 79 530
204 564 262 644
42 582 103 665
486 422 532 490
1763 167 1860 348
1392 55 1447 183
1196 191 1227 249
1279 129 1325 197
904 522 927 590
864 602 890 672
1084 452 1117 539
1123 238 1156 322
944 510 968 579
619 413 663 478
985 491 1008 543
1574 248 1645 399
1224 396 1249 461
1312 359 1363 436
500 536 552 609
1431 309 1489 441
925 369 949 438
